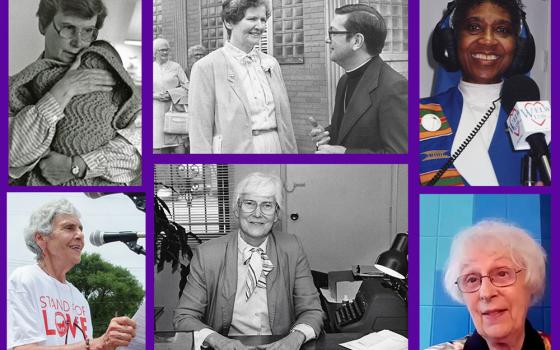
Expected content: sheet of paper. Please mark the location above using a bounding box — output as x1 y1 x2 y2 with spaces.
340 330 408 350
319 287 337 303
336 281 362 303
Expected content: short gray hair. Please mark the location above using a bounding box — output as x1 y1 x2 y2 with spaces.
153 37 170 60
24 199 81 260
187 44 208 58
233 172 283 212
443 220 547 305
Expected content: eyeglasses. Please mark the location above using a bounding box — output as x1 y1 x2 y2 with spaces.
238 199 278 215
157 48 170 53
455 267 524 293
52 20 98 42
328 30 353 40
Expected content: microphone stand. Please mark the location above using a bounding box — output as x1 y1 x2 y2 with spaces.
125 240 146 255
526 134 551 185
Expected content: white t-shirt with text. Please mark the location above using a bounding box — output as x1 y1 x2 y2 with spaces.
8 264 92 349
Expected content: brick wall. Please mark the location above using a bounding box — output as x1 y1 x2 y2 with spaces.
282 0 329 153
158 0 331 153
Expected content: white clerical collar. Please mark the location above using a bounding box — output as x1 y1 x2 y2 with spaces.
346 57 373 73
459 79 502 106
237 231 268 254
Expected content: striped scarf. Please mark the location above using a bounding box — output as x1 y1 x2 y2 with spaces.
243 247 274 300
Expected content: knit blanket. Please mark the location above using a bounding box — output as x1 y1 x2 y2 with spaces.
9 41 141 186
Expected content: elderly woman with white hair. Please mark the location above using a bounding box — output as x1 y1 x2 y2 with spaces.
174 172 322 350
153 37 189 153
428 220 551 350
8 199 136 350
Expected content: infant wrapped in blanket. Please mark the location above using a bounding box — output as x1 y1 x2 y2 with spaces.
9 40 141 186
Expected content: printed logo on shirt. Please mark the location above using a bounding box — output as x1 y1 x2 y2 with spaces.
420 104 452 140
40 295 89 339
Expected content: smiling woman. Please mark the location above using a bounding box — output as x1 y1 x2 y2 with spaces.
8 198 138 349
187 0 298 154
419 0 536 186
427 220 551 350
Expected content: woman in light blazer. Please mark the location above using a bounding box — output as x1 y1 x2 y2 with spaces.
188 0 297 154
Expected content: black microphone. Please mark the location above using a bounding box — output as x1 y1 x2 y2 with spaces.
502 75 551 185
90 230 146 247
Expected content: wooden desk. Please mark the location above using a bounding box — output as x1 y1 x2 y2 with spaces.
155 332 366 350
231 333 367 349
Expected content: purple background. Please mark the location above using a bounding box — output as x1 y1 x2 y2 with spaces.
2 0 558 349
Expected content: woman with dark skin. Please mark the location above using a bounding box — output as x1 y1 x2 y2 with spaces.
420 0 533 186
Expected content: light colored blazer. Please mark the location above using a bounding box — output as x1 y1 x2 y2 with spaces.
173 232 323 336
188 48 298 153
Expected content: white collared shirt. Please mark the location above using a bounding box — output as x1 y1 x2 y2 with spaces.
453 79 502 185
194 232 316 348
222 41 277 131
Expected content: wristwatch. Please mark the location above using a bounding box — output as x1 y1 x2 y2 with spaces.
71 156 81 178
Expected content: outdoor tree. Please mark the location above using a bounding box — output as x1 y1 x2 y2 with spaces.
68 253 144 338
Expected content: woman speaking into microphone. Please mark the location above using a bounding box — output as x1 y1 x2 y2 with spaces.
8 199 137 350
420 0 537 186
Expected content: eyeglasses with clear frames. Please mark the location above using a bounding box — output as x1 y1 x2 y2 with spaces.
327 30 353 40
52 20 98 42
455 267 524 293
238 199 278 215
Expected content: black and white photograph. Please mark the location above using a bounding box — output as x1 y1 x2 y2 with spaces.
154 164 408 349
8 0 143 186
153 0 408 154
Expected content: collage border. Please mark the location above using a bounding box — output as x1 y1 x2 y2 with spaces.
2 0 559 349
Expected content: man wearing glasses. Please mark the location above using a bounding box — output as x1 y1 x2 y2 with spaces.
309 4 407 154
9 0 141 186
174 172 323 350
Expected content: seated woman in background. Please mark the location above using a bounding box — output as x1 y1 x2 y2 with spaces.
428 220 550 350
188 0 297 154
420 0 535 186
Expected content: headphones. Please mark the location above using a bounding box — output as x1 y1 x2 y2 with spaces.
431 1 535 76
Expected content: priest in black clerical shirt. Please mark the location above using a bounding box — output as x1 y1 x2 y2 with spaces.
310 4 408 154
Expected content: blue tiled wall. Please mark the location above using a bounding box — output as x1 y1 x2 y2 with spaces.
419 195 550 349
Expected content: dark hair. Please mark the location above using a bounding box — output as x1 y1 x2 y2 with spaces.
335 4 387 56
452 0 524 38
37 0 108 33
221 0 270 38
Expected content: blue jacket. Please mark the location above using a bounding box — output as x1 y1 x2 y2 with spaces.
420 87 525 186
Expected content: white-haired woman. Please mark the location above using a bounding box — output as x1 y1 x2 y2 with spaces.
428 220 551 350
8 199 136 350
153 38 189 153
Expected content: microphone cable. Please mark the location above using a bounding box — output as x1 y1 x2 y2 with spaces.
426 97 500 186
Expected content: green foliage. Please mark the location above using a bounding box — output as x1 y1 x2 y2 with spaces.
67 253 144 338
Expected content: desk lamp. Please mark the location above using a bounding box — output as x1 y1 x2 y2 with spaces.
374 232 408 279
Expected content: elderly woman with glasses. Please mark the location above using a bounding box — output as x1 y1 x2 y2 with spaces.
175 172 322 350
188 0 297 154
7 199 137 349
9 0 141 186
428 220 550 350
